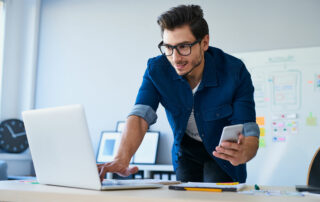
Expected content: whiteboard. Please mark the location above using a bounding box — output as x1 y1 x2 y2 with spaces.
233 47 320 186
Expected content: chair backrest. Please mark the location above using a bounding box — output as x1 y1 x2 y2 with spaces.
307 147 320 187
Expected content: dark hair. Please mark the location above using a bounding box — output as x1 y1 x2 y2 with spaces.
157 5 209 40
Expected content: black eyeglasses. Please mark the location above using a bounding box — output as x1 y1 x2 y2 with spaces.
158 39 201 56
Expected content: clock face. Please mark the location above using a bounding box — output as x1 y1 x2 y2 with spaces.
0 119 28 153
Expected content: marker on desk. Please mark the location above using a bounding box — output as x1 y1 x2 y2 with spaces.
254 184 260 190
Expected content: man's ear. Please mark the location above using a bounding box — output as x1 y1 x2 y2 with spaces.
202 34 210 51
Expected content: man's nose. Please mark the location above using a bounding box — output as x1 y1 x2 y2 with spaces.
172 48 182 62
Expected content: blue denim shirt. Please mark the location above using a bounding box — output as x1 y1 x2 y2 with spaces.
129 47 259 183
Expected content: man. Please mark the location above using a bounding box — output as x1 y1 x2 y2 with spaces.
98 4 259 183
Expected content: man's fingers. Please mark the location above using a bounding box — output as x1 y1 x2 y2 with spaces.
214 134 252 166
98 163 139 181
97 162 111 168
129 166 139 175
98 163 115 181
213 151 232 161
99 167 107 182
115 166 139 177
215 146 237 157
220 141 241 151
97 162 111 173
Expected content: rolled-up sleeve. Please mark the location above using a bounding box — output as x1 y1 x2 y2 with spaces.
243 122 260 138
128 104 158 126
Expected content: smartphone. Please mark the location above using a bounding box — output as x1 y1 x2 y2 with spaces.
219 124 243 145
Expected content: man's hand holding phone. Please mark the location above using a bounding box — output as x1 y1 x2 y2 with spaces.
213 124 258 166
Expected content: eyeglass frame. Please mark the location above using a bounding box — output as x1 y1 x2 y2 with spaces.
158 39 202 56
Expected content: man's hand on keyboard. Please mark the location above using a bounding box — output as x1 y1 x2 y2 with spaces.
97 160 139 182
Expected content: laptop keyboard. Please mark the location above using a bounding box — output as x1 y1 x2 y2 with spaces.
106 179 177 185
102 179 153 185
102 179 179 186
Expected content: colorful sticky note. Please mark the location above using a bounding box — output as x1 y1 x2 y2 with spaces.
272 136 286 142
306 112 317 126
259 138 266 148
260 128 265 137
316 74 320 88
256 117 265 126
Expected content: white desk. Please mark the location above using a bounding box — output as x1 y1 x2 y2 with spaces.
0 180 318 202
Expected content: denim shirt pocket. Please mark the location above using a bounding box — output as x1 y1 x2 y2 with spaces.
203 104 233 121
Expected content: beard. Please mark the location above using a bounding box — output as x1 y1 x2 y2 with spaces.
181 49 203 77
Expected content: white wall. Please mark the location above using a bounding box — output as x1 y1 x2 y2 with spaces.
1 0 40 119
34 0 320 167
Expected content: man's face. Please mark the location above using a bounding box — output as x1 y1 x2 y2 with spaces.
162 25 208 76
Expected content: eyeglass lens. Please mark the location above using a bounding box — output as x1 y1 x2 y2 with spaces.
160 44 191 56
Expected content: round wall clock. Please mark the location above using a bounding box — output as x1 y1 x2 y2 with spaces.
0 119 28 153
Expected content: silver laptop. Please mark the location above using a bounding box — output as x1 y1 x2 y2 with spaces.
22 105 162 190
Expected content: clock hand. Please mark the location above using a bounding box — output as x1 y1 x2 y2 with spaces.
14 132 26 137
4 123 16 138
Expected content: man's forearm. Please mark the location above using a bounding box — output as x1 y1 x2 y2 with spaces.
114 115 148 164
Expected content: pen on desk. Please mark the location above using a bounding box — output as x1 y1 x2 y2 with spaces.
216 182 239 185
185 187 222 192
254 184 260 190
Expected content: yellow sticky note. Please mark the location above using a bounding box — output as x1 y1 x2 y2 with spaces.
256 117 265 126
260 128 265 137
